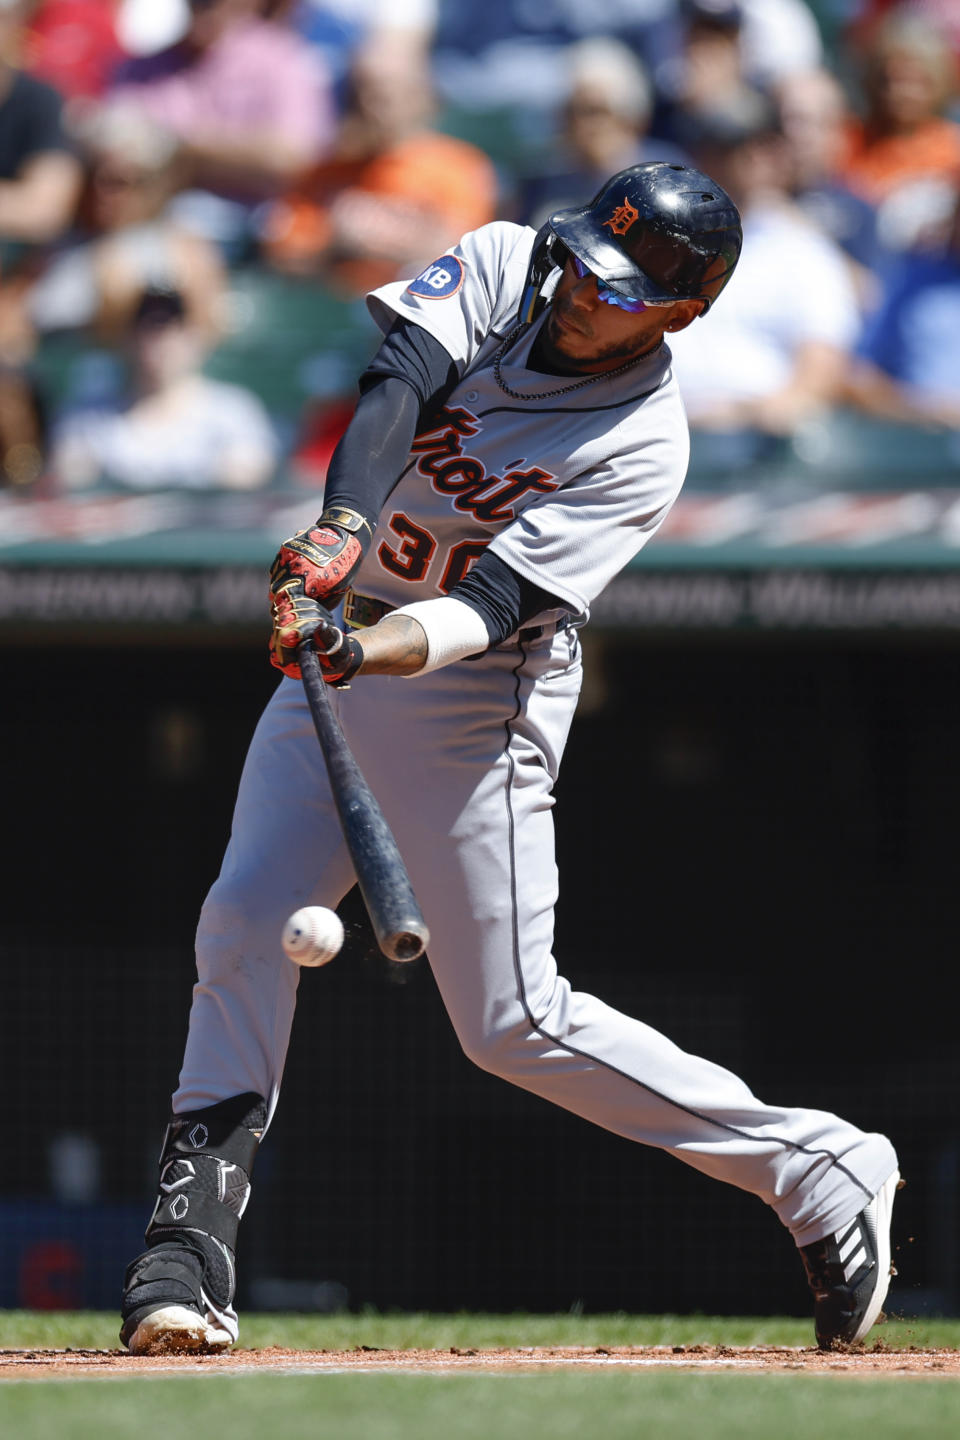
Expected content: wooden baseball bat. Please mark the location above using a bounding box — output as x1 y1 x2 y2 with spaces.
299 643 429 962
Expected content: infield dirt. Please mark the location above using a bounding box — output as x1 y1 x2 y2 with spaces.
2 1344 958 1380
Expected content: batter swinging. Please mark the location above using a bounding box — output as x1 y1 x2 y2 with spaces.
120 163 899 1355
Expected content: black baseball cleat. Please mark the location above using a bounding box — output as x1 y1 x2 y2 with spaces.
799 1169 900 1349
121 1239 236 1355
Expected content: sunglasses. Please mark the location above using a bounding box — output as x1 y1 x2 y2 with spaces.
570 255 672 313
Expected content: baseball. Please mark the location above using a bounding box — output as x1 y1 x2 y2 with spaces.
281 906 344 967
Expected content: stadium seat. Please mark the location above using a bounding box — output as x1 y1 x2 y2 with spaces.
201 268 379 420
788 408 960 487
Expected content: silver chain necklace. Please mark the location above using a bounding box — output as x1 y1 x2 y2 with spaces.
492 322 652 401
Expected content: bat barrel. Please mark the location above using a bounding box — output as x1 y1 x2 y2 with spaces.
388 927 430 962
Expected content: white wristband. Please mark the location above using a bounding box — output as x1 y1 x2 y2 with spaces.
391 598 490 676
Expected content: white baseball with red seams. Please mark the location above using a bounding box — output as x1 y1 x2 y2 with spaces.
281 907 344 967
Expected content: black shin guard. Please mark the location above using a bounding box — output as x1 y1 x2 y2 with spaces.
121 1093 266 1344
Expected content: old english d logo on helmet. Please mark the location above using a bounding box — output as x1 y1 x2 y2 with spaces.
603 199 639 236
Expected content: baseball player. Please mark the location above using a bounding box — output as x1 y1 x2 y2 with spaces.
120 162 899 1355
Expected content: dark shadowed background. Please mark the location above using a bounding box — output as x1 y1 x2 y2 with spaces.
2 627 955 1320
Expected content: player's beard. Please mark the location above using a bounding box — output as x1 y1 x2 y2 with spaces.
534 304 662 375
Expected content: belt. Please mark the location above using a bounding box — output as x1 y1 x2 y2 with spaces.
342 588 394 629
343 587 573 644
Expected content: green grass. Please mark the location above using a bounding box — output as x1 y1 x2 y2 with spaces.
1 1372 959 1440
1 1308 959 1353
1 1313 958 1440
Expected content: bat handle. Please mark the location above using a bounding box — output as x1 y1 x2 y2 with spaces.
300 641 347 751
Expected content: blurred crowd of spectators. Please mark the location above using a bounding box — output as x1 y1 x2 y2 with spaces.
0 0 959 495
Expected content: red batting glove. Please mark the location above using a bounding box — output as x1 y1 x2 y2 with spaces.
269 506 371 610
269 579 325 679
269 581 363 685
312 615 364 688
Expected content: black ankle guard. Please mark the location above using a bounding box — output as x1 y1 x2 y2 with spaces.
141 1092 266 1313
147 1093 265 1249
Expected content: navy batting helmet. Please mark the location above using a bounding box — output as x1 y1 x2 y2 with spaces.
518 161 742 324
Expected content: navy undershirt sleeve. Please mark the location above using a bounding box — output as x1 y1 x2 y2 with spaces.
451 550 569 646
320 319 460 526
359 316 461 410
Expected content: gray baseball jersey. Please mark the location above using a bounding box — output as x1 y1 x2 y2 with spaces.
358 221 689 627
173 221 897 1336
